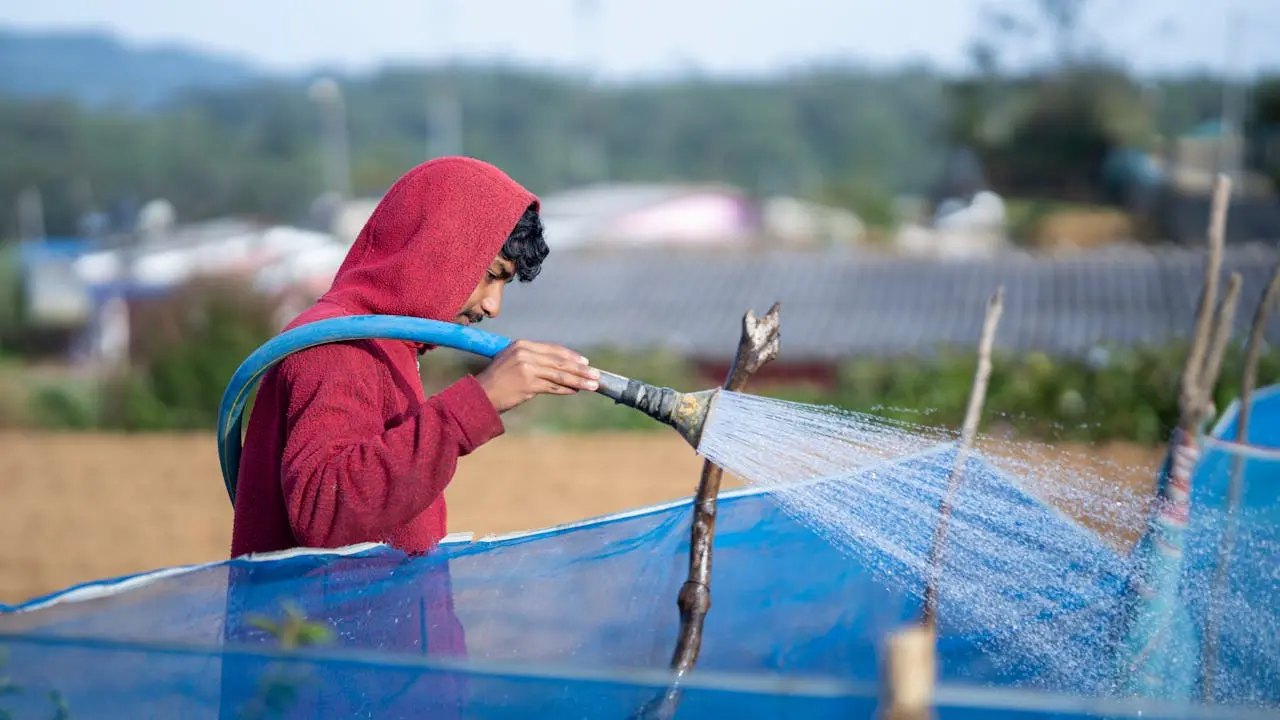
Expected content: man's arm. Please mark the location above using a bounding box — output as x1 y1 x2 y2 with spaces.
278 340 503 548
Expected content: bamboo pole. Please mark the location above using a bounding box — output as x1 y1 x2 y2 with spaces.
1202 263 1280 701
878 624 938 720
921 285 1004 628
1178 176 1231 426
635 303 781 720
1199 273 1243 420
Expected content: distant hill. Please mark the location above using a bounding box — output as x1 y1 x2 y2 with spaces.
0 27 262 107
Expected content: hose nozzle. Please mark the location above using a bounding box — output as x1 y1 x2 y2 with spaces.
595 371 720 450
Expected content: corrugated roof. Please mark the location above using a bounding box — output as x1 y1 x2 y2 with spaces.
482 245 1280 362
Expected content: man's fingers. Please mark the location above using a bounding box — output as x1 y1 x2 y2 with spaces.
523 351 598 391
540 379 578 395
505 340 598 396
536 364 599 391
518 340 590 366
523 348 598 384
555 356 599 382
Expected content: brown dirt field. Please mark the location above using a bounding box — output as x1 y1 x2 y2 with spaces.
0 431 1165 606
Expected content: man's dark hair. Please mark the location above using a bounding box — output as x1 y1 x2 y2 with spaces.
500 203 549 282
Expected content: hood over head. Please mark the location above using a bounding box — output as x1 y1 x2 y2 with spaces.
319 156 538 327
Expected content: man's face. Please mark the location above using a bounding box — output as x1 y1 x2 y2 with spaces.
456 254 516 326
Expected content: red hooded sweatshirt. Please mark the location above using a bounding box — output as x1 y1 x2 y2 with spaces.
228 156 538 558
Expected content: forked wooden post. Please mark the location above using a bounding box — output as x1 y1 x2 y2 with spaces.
878 624 938 720
1202 262 1280 700
921 285 1004 628
1199 273 1244 415
1179 175 1234 431
634 303 781 720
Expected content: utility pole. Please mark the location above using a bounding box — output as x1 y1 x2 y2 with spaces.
1218 9 1248 194
16 186 45 241
568 0 607 184
426 0 464 159
308 77 352 199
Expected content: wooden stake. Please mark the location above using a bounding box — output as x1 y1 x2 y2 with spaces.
921 285 1004 628
1179 175 1231 430
1199 273 1243 420
1202 263 1280 701
878 624 938 720
635 302 781 720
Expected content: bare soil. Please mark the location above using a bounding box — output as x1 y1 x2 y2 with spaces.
0 431 1164 605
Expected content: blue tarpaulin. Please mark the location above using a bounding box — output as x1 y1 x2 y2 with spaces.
1 433 1276 718
1180 385 1280 706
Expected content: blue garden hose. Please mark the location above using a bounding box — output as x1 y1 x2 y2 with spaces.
216 315 514 505
215 313 702 506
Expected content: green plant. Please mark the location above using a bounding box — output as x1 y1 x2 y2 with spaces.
246 602 336 650
825 342 1279 446
0 242 20 353
237 602 335 720
26 384 98 430
8 296 1274 448
0 646 71 720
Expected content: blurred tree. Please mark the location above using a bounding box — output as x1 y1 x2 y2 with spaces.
946 0 1169 203
0 58 1255 235
1245 77 1280 190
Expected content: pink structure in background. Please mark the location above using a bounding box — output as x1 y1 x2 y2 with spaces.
599 193 755 246
537 183 759 250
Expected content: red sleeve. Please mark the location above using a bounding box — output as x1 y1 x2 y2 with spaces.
277 340 504 548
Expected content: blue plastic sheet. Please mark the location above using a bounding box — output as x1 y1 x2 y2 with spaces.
1 442 1274 718
1179 385 1280 705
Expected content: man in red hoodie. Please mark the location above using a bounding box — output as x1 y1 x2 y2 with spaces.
228 156 598 558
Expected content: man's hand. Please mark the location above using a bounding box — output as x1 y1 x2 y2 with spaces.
475 340 600 413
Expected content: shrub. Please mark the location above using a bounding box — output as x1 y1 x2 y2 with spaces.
14 281 1276 449
0 242 22 354
825 342 1279 446
100 277 279 430
27 383 98 430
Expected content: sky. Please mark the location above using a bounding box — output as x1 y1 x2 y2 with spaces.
3 0 1280 80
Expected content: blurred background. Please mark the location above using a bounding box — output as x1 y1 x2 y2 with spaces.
1 0 1279 604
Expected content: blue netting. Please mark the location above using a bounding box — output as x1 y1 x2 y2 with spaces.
2 438 1275 718
1178 385 1280 705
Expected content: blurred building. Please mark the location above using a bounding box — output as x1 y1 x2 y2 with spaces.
70 219 337 295
759 196 865 248
15 236 97 330
1103 123 1280 246
1168 120 1274 198
894 190 1010 259
15 209 343 365
536 181 867 252
537 182 761 250
304 192 380 247
891 146 1012 258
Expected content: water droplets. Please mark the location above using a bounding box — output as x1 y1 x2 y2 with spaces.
696 390 1154 690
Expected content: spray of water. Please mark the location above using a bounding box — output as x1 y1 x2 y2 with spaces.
695 390 1279 697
